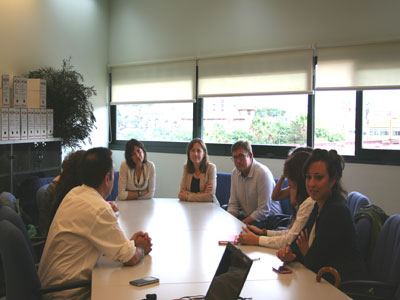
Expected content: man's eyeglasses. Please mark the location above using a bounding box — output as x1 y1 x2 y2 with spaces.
231 153 248 161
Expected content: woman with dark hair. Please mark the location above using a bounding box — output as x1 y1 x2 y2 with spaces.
178 138 218 203
40 150 86 236
118 139 155 200
238 151 314 248
272 146 313 202
277 149 365 282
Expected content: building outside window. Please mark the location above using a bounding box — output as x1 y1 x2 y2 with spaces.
116 103 193 142
203 95 308 146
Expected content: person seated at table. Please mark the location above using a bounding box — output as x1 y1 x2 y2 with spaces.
276 149 366 283
238 151 314 249
227 140 281 228
178 138 218 203
39 150 85 237
39 147 152 300
272 146 313 202
118 138 155 200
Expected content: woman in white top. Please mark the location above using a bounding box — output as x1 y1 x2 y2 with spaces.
118 139 155 200
238 151 314 249
178 138 218 203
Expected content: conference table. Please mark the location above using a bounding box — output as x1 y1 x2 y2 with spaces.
92 198 350 299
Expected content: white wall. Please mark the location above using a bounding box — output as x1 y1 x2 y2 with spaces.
109 0 400 64
109 0 400 215
0 0 110 150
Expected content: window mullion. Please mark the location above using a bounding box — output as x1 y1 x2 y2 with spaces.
307 56 317 147
307 93 315 147
193 98 203 139
355 91 363 156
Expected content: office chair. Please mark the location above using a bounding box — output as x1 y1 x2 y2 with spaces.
354 217 372 269
318 215 400 300
106 171 120 201
0 211 91 300
347 191 371 217
267 178 293 229
216 172 231 209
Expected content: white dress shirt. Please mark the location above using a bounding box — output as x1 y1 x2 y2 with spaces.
39 185 136 300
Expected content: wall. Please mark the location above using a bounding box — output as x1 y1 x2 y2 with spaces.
109 0 400 215
109 0 400 64
0 0 109 150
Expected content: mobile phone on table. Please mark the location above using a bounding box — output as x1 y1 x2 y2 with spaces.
272 265 292 274
129 276 159 286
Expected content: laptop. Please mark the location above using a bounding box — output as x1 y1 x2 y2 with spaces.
204 242 253 300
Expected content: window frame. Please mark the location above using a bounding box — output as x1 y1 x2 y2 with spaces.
109 60 400 166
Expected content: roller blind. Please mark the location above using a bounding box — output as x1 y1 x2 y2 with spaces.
198 49 314 97
111 60 196 104
316 41 400 90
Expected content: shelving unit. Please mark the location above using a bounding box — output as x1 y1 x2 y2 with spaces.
0 138 62 194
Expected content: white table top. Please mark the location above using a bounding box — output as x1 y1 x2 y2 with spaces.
92 198 350 300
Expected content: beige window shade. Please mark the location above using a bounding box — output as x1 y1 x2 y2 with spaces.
198 49 314 97
316 41 400 90
111 60 196 104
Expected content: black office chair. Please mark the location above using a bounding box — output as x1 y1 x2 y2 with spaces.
354 217 373 269
0 208 91 300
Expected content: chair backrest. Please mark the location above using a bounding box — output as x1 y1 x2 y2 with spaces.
347 191 371 217
370 214 400 284
216 172 231 207
106 171 119 201
0 219 41 300
38 177 56 188
354 217 372 268
0 191 17 211
273 178 292 215
36 183 50 211
0 205 37 262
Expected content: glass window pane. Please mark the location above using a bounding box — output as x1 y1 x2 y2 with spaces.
314 91 356 155
116 103 193 142
362 90 400 150
203 95 308 146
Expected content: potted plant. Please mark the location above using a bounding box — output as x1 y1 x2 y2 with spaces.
29 58 97 149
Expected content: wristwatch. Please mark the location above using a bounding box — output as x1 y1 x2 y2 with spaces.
137 190 141 197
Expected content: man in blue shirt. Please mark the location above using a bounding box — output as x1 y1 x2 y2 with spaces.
228 141 281 228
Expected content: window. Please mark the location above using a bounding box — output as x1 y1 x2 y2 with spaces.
393 129 400 136
110 60 196 144
314 91 356 156
362 90 400 150
203 94 308 146
115 102 193 142
110 41 400 164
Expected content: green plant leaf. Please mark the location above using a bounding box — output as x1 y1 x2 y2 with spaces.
28 58 97 149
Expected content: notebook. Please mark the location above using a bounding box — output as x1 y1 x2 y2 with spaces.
204 242 253 300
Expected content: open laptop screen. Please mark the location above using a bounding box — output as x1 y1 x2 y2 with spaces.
205 243 253 300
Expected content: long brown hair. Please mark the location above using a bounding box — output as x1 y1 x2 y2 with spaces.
284 151 311 205
125 139 148 169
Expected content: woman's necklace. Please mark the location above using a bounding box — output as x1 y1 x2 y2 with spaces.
134 165 146 188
